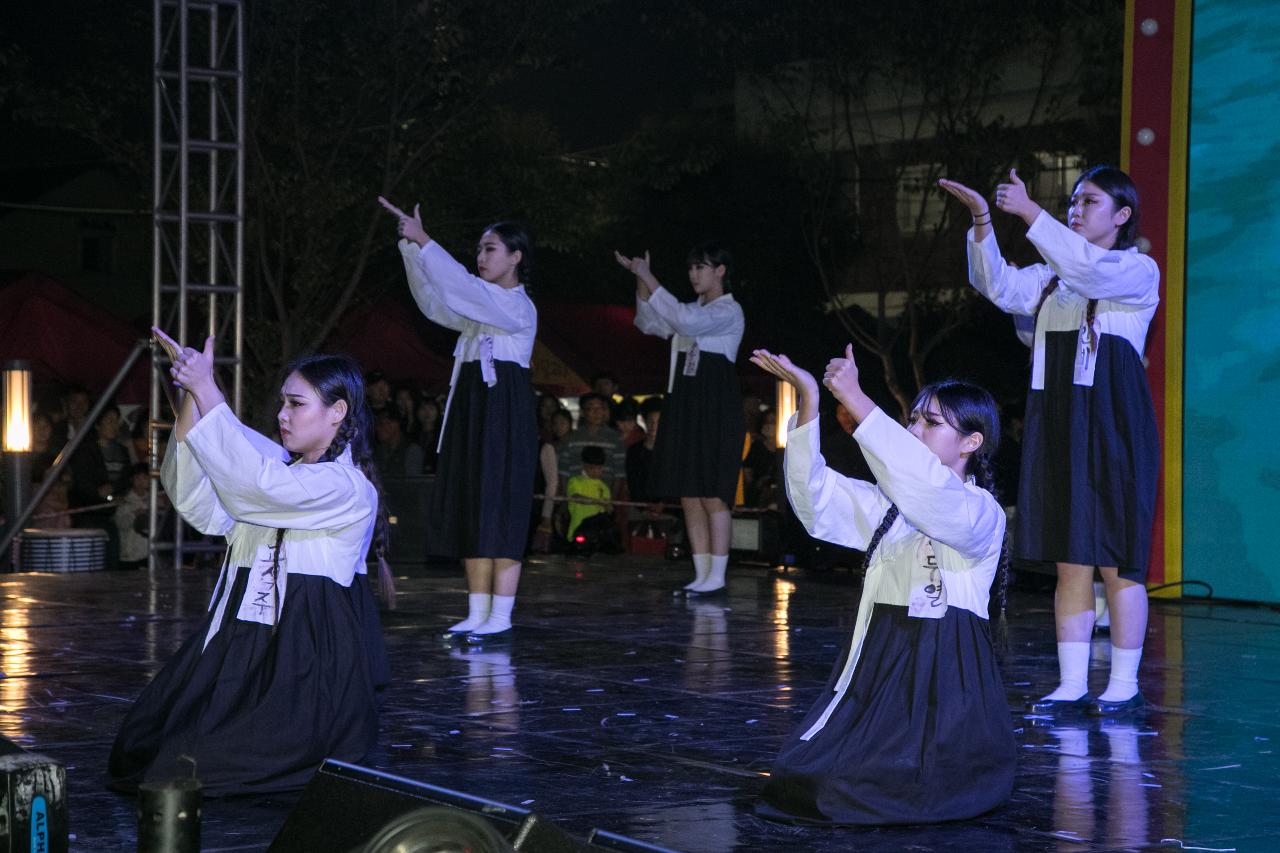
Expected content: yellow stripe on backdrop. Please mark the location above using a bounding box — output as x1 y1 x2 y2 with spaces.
1154 0 1192 599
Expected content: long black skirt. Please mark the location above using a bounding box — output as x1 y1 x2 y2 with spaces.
427 360 538 560
757 604 1015 826
351 571 391 694
1017 332 1160 581
649 352 745 506
108 569 380 796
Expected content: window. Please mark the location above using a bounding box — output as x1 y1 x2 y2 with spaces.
1033 152 1087 216
896 163 946 234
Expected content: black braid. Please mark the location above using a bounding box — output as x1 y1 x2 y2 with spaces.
860 503 900 574
265 413 358 634
972 451 1010 658
268 526 286 636
281 352 395 608
319 415 355 464
325 412 394 607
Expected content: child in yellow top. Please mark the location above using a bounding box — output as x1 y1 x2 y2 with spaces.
566 446 612 539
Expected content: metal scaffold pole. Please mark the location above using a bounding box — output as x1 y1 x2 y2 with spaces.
150 0 246 569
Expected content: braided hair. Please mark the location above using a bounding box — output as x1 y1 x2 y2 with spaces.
267 354 395 630
860 380 1010 655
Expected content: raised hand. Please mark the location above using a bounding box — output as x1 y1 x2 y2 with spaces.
823 343 860 398
151 326 186 415
168 335 218 397
822 344 875 424
750 349 820 427
750 349 818 399
151 326 183 363
377 196 428 246
994 168 1041 224
614 250 657 297
937 179 990 218
613 249 651 278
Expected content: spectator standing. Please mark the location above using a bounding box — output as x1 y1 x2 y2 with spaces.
372 412 426 478
114 463 152 569
556 393 626 495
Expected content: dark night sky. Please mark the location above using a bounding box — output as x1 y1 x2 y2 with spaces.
509 5 716 151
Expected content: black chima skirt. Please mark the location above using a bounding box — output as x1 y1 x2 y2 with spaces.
427 360 537 560
649 351 746 506
108 568 380 796
351 571 391 694
757 604 1015 826
1017 332 1160 581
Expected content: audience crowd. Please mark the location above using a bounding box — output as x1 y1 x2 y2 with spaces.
0 367 825 566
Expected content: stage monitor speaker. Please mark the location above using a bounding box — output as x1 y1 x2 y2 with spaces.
585 828 681 853
381 476 434 566
0 736 68 853
730 511 780 563
267 759 588 853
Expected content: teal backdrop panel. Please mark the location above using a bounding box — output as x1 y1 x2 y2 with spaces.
1184 0 1280 603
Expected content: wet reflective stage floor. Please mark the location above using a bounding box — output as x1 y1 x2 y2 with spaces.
2 554 1277 852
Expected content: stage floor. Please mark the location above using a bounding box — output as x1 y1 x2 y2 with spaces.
1 553 1276 852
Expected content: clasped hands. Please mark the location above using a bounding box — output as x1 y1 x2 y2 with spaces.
152 326 218 411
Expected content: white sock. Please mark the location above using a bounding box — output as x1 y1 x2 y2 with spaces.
1040 641 1091 702
471 594 515 634
449 593 491 633
1094 581 1110 628
691 554 729 592
1097 645 1142 702
683 553 712 590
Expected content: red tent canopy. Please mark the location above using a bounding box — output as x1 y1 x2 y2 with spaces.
535 302 773 397
534 303 669 396
0 272 149 403
329 298 773 399
328 298 454 393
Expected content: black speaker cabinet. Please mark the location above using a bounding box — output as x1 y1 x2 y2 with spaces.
268 759 588 853
0 736 68 853
381 476 434 566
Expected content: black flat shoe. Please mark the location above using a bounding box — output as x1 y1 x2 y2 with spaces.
1026 695 1091 714
685 585 727 599
1087 692 1145 716
465 628 512 645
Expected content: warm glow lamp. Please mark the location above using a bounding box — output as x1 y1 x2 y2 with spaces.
3 361 32 453
774 379 796 449
3 361 34 558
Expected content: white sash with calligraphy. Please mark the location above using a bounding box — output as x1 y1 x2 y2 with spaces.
236 544 288 626
906 539 947 619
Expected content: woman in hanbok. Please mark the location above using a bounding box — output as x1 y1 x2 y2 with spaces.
939 166 1159 715
380 198 537 644
109 335 387 795
615 244 746 596
751 346 1014 825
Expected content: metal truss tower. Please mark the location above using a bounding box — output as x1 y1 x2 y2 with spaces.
150 0 245 568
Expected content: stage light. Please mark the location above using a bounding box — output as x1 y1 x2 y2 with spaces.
774 378 796 449
574 535 586 544
3 361 32 453
3 361 33 553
